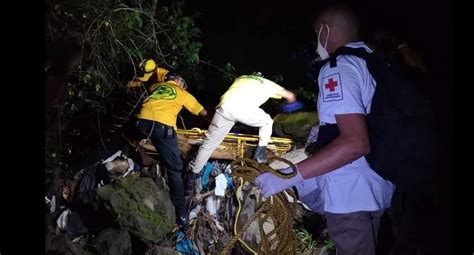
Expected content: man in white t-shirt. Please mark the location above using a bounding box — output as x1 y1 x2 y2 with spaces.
256 5 394 254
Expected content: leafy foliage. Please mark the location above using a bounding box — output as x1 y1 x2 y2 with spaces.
45 0 207 170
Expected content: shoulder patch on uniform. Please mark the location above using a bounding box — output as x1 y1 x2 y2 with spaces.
322 73 343 102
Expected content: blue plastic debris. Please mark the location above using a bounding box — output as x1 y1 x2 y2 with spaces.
224 173 234 188
200 162 213 189
175 230 200 255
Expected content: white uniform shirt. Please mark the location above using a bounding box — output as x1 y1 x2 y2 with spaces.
218 75 284 111
295 42 395 214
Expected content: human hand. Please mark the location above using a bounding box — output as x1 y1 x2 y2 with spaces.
255 168 303 198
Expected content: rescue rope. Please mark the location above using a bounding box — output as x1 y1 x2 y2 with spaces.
220 157 299 254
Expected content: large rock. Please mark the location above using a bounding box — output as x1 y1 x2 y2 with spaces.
46 233 91 255
273 112 318 146
97 175 175 244
94 228 132 255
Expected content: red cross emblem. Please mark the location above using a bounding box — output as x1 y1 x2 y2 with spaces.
325 78 338 92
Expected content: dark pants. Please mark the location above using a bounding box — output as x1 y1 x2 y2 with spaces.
136 119 186 220
325 210 384 255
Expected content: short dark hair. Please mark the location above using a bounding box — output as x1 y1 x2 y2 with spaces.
315 4 360 37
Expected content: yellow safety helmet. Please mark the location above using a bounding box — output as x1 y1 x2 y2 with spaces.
137 59 156 82
137 59 169 82
136 59 170 83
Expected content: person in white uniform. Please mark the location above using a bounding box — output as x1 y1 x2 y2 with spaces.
256 5 394 255
185 72 296 193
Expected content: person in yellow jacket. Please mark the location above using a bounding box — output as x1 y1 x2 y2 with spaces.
129 59 208 228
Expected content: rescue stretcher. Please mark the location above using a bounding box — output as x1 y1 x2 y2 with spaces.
139 127 293 160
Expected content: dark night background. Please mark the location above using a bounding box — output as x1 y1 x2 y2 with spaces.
1 0 456 253
184 0 453 253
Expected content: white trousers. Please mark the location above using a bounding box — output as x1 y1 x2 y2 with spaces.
190 105 273 173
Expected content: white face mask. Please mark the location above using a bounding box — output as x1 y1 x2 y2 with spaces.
316 24 330 60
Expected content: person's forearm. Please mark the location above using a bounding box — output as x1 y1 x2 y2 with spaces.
297 134 369 179
279 89 296 103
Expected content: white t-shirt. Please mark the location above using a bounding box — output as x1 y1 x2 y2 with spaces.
218 75 284 110
295 42 395 214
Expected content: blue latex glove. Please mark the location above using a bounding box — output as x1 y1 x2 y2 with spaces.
255 167 303 198
282 101 303 113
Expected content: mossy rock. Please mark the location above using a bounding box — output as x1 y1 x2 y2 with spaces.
97 175 175 244
273 111 319 145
